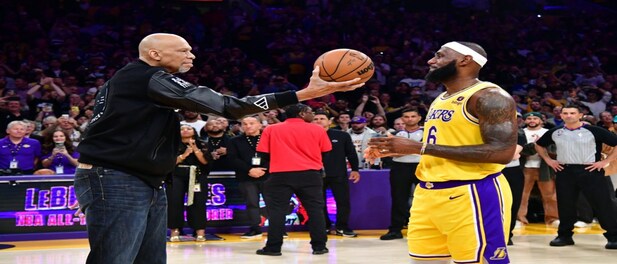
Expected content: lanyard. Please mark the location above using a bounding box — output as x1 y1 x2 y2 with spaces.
10 142 23 157
245 135 260 149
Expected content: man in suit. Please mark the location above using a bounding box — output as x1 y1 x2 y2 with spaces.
312 110 360 237
227 116 269 238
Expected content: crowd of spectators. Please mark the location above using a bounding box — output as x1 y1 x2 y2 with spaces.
0 1 616 174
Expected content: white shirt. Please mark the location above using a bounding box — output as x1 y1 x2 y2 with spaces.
181 120 207 137
392 128 423 163
523 127 548 168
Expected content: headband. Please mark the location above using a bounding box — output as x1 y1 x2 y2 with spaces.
442 42 487 67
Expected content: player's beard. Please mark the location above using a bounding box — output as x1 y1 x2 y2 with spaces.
526 122 538 128
425 60 457 83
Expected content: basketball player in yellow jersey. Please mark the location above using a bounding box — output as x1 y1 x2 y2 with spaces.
367 41 517 264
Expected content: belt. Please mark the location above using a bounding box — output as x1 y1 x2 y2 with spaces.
77 163 93 169
419 172 501 190
561 164 590 166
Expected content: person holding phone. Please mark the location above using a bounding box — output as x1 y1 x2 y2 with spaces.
40 130 79 174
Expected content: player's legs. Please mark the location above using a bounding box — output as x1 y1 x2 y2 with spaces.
409 175 511 264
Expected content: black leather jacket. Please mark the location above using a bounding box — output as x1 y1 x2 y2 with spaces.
78 60 297 187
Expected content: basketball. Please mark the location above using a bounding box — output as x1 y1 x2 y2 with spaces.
314 49 375 83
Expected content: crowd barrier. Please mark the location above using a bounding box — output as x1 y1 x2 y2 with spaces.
0 169 393 241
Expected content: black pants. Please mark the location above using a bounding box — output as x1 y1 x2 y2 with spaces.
238 180 265 232
388 162 419 232
166 169 207 230
503 165 524 239
556 165 617 240
323 176 351 230
263 170 326 251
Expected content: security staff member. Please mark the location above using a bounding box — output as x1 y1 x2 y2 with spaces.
227 116 269 239
535 104 617 249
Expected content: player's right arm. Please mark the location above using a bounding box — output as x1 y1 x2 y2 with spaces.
367 88 517 164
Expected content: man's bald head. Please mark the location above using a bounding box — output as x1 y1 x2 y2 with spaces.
138 33 195 73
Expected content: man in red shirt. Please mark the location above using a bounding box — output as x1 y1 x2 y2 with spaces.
256 104 332 256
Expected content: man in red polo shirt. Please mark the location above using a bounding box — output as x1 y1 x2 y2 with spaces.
256 104 332 256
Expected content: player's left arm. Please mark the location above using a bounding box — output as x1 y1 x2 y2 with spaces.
422 88 517 164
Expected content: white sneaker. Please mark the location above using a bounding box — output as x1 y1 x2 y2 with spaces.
170 236 181 242
550 220 560 228
574 221 588 228
514 221 522 229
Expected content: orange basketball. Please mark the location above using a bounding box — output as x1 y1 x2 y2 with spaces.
314 49 374 83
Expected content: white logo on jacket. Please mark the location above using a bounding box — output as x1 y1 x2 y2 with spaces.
171 77 191 88
253 97 269 110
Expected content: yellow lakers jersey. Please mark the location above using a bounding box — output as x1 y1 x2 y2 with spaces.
416 81 506 182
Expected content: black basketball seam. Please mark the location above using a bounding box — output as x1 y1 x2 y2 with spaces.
320 56 335 81
332 55 371 81
330 49 352 80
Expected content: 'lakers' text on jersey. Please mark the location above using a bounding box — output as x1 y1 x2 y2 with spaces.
416 81 507 182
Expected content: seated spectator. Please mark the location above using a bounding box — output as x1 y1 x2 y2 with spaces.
0 121 41 175
40 129 79 174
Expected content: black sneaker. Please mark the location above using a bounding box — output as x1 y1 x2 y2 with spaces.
549 236 575 247
256 248 282 256
380 231 403 240
241 230 263 239
283 232 289 238
507 239 514 246
312 247 329 255
606 240 617 249
335 229 358 238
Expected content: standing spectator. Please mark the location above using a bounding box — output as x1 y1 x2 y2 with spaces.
519 112 559 226
57 115 81 147
580 88 611 118
73 33 363 264
380 109 422 240
535 104 617 249
227 116 269 239
312 111 360 237
332 111 351 131
40 129 79 174
597 111 613 130
348 116 376 168
203 119 231 171
180 110 206 137
256 104 331 256
0 97 26 137
546 106 564 127
368 114 389 134
0 121 41 175
167 125 209 242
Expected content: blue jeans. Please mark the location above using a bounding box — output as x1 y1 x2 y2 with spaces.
74 167 167 264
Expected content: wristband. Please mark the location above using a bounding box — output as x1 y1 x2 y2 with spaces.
420 142 428 155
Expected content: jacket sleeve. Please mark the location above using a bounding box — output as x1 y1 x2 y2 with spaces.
148 71 298 119
226 138 250 176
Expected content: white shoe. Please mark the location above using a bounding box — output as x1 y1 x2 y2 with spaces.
550 220 560 228
514 221 522 229
170 236 181 242
574 221 588 228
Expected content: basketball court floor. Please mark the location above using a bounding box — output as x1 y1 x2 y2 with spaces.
2 223 617 263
